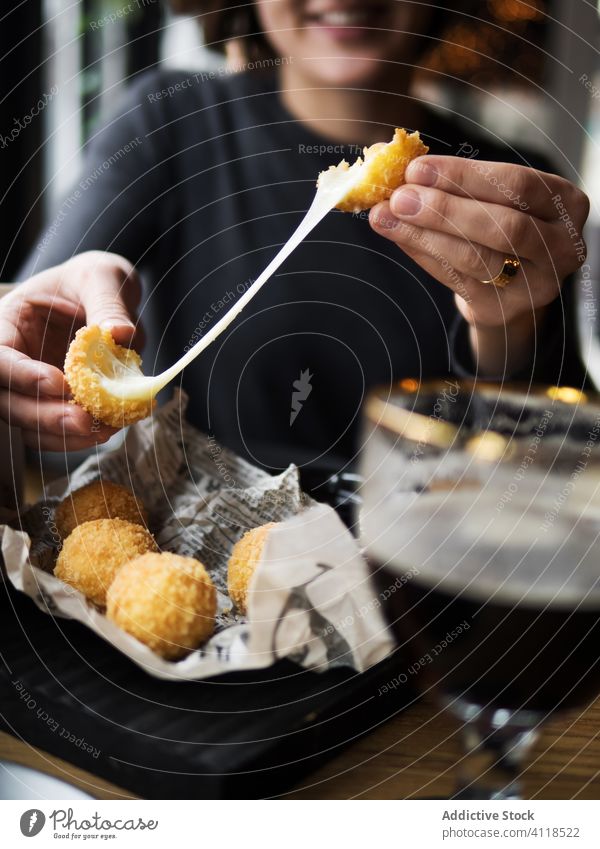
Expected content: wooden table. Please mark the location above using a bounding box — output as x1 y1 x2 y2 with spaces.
2 695 600 799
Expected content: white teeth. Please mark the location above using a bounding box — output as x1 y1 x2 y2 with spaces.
317 11 368 26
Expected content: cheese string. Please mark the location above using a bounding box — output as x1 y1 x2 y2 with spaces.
98 165 364 401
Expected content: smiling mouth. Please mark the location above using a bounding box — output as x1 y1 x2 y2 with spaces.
305 7 387 28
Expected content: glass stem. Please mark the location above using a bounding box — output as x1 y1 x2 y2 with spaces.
449 700 540 800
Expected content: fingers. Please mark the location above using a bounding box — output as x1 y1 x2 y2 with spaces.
368 204 566 327
64 252 143 347
405 155 582 221
0 253 142 451
21 429 116 452
370 211 540 292
0 347 68 397
385 184 557 263
0 390 117 440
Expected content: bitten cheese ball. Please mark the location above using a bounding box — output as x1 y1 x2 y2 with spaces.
64 325 155 428
54 518 157 607
106 552 217 660
54 480 147 539
318 128 429 214
227 522 279 615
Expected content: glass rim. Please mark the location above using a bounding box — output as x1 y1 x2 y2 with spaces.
363 379 598 459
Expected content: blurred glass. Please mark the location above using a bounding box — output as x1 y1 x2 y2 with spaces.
359 380 600 799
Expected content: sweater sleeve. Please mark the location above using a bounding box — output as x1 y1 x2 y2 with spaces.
18 70 174 280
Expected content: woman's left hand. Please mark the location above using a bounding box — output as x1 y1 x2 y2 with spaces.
370 155 590 327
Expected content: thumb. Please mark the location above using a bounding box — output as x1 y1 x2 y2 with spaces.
74 255 141 347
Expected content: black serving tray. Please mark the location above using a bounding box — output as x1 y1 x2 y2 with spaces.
0 474 414 799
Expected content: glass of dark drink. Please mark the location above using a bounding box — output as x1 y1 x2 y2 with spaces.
359 380 600 799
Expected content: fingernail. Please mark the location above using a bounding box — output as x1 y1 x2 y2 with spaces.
370 210 399 232
62 411 88 435
92 430 111 444
392 189 422 216
40 377 66 398
407 161 437 186
99 319 133 331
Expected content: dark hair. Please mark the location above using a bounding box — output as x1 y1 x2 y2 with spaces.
170 1 474 63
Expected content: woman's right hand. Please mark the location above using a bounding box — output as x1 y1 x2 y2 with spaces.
0 251 143 451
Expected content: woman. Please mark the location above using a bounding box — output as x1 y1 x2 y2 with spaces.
0 1 589 473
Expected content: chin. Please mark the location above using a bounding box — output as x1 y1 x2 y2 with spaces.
307 58 381 88
302 51 397 89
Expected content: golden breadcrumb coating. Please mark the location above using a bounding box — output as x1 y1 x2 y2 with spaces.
318 128 429 214
54 479 147 539
106 552 217 659
228 522 278 615
64 325 155 428
54 518 157 607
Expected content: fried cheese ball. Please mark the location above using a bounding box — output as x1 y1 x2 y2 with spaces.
227 522 279 615
106 552 217 660
54 479 147 539
54 518 157 607
318 128 429 214
64 325 155 428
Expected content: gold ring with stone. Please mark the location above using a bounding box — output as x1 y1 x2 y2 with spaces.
480 257 521 288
